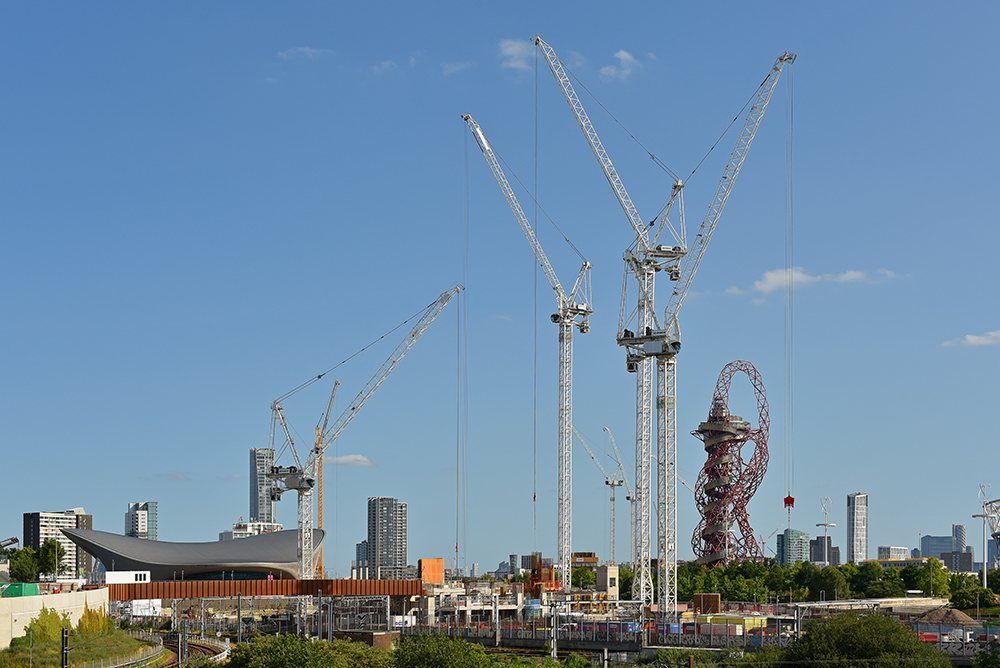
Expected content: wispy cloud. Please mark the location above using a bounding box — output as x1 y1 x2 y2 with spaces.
370 60 400 74
442 61 473 75
943 329 1000 347
326 454 374 467
159 471 191 482
727 267 902 295
278 47 329 60
500 39 534 70
566 51 587 68
218 473 243 481
600 50 639 81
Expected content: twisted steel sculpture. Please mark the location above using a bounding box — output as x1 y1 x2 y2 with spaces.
692 360 769 567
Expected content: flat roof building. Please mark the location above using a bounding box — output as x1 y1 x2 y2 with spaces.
23 508 93 578
125 502 158 541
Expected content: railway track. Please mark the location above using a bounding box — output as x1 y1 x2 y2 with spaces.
162 638 222 666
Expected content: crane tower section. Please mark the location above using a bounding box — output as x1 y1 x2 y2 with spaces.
691 360 769 567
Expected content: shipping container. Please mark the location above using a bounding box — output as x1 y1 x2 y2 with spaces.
2 583 40 598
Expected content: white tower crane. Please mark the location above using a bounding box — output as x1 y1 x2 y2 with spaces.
535 35 794 612
603 426 635 565
463 114 592 588
269 286 461 579
572 426 625 563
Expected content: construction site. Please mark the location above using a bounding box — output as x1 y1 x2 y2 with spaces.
5 18 998 664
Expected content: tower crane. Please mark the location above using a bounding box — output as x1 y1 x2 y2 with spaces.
603 426 635 565
0 537 18 550
572 426 625 563
535 35 794 612
463 114 592 587
269 286 461 579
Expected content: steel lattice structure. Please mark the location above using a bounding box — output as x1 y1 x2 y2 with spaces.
691 360 769 567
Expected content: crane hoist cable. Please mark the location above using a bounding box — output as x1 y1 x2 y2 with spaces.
783 58 796 524
493 149 589 265
561 65 680 182
273 300 438 404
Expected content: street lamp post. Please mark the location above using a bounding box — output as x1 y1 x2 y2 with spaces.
974 514 988 589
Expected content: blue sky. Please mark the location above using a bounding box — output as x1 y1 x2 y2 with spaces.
2 2 997 577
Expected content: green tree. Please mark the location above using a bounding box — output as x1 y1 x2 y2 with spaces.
22 607 72 644
950 571 980 593
786 611 951 668
395 633 492 668
617 565 634 601
900 563 923 591
37 539 67 577
226 633 392 668
974 640 1000 668
988 568 1000 597
917 558 950 597
952 587 997 611
8 547 39 582
809 566 850 601
570 568 595 590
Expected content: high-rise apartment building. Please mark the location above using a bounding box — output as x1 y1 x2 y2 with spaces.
250 448 277 523
125 502 158 541
23 508 93 577
846 492 868 563
367 497 407 580
777 528 810 565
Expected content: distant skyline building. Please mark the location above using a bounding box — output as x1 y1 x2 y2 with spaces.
125 502 158 541
953 524 967 552
941 550 974 572
23 508 93 577
367 497 407 580
218 518 282 541
250 448 277 524
810 536 841 566
878 546 908 560
920 525 968 561
846 493 868 563
777 528 810 565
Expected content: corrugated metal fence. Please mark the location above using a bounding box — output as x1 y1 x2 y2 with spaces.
106 579 423 601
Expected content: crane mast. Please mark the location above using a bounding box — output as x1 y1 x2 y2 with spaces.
269 286 460 579
536 34 793 613
463 114 592 588
573 426 625 563
315 380 339 578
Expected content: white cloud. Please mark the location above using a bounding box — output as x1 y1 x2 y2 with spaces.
442 61 473 76
278 47 328 60
218 473 243 481
159 471 191 482
370 60 399 74
500 39 533 70
600 49 639 81
566 50 587 68
325 454 374 466
943 329 1000 347
733 267 902 295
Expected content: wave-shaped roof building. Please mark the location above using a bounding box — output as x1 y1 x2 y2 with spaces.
62 528 324 581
